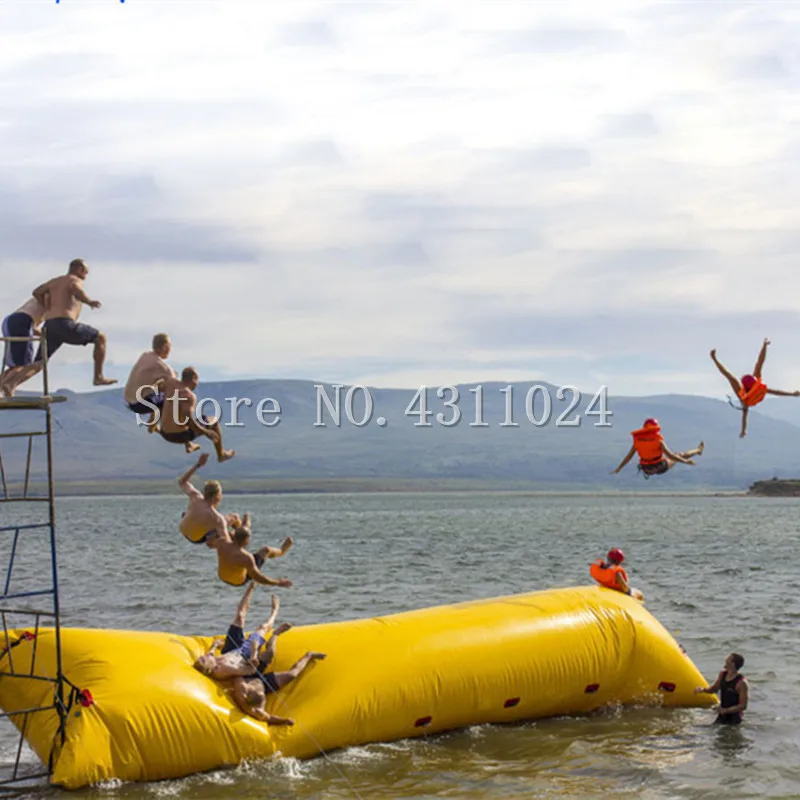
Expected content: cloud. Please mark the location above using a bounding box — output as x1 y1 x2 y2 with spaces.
276 19 337 48
475 27 629 56
1 0 799 400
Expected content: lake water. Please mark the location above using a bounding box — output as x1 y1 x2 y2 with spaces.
1 492 799 799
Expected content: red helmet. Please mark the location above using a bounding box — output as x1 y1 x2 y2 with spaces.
643 418 658 428
741 374 756 391
607 548 625 564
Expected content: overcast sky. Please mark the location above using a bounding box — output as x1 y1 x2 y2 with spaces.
2 1 800 401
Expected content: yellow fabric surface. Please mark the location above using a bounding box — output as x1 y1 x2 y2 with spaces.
0 586 715 789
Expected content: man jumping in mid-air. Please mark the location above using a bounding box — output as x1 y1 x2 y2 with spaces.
711 338 800 437
177 453 228 546
176 455 293 588
159 366 235 461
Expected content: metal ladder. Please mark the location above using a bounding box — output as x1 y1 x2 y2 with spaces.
0 331 67 788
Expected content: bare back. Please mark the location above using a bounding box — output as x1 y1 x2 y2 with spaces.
39 275 83 321
17 297 46 326
160 376 194 434
215 539 253 585
180 495 227 544
124 351 176 404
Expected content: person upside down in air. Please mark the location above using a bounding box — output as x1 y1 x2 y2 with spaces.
611 418 703 478
590 548 644 601
711 338 800 438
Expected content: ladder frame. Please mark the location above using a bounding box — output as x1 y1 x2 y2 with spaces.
0 331 68 788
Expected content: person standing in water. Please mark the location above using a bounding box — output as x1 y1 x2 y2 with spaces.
695 652 749 725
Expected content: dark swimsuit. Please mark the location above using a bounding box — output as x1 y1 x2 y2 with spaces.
221 626 279 692
714 672 744 725
639 459 669 477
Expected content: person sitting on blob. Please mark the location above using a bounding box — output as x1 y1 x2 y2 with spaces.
611 418 704 478
590 549 643 600
711 338 800 438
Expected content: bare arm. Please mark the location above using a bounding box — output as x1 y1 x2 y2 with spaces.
611 445 637 474
245 554 293 587
178 453 209 497
695 671 723 694
68 276 100 308
32 280 53 306
766 388 800 397
205 638 224 657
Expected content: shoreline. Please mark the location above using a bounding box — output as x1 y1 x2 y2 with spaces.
4 477 754 498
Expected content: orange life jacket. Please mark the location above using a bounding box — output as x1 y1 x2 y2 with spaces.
737 379 767 407
590 559 628 592
631 424 664 465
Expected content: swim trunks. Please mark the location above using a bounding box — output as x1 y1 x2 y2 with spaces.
220 625 266 664
40 318 99 360
1 313 37 368
160 414 213 444
638 459 669 477
127 392 165 414
250 670 280 694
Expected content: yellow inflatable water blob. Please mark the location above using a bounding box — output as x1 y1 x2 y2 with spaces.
0 585 715 789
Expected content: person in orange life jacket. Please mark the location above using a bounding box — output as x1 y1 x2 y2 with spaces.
711 338 800 438
590 549 644 600
695 652 749 725
611 418 704 478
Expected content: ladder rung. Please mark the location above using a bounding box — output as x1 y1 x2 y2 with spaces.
0 524 50 533
0 432 47 440
0 590 53 602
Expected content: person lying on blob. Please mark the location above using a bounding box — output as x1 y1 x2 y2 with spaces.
590 548 644 601
711 338 800 438
611 418 703 479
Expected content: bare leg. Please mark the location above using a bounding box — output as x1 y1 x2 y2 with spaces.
677 441 704 459
253 595 281 638
1 363 43 397
753 337 770 379
271 651 326 691
93 333 117 386
184 442 201 453
258 622 293 670
710 349 741 395
194 419 235 462
231 582 256 628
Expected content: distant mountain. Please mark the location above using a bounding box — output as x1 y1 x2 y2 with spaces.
1 379 798 490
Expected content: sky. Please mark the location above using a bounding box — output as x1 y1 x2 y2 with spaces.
2 0 800 401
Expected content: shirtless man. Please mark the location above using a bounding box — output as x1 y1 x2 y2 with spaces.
20 259 115 391
177 453 227 546
214 514 293 588
160 366 235 462
232 606 325 726
124 333 176 429
0 294 47 397
194 587 284 681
